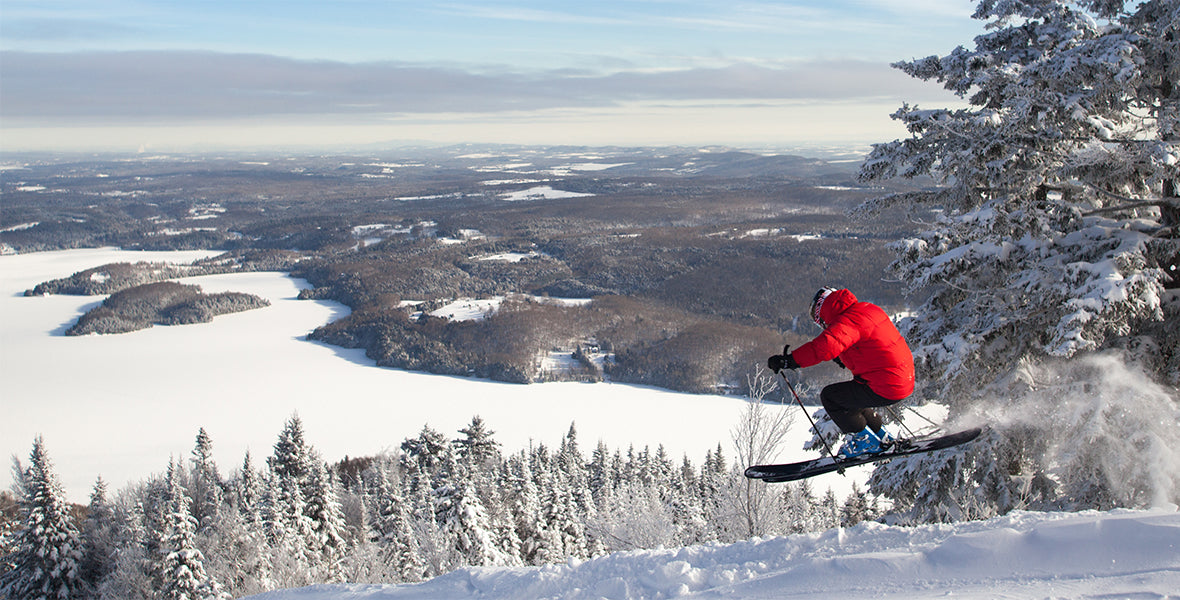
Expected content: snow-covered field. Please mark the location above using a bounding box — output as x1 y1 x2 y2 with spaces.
0 248 860 503
243 508 1180 600
499 185 594 201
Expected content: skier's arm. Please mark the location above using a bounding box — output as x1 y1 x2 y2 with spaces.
791 317 861 368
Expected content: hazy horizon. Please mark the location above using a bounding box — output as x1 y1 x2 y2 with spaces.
0 1 982 152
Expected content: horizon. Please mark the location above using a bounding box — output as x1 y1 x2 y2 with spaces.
0 1 984 152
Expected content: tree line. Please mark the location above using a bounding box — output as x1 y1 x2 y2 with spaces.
0 402 876 599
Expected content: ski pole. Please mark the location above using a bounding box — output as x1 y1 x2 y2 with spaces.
776 366 844 475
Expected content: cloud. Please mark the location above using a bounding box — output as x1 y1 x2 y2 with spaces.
0 50 946 123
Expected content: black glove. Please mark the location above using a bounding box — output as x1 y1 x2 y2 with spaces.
767 345 801 373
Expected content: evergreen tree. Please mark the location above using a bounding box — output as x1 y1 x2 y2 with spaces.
79 477 118 591
400 425 451 481
539 472 587 563
189 428 223 530
857 0 1180 518
780 481 821 534
433 464 507 567
505 453 545 565
587 441 613 506
453 416 501 472
304 459 348 579
269 415 313 484
95 498 154 600
157 460 224 600
233 451 263 525
403 463 447 578
262 463 315 573
485 462 524 568
818 489 842 531
0 437 85 600
367 463 424 582
840 483 872 528
858 0 1180 396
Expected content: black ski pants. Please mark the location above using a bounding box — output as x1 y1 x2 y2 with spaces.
820 379 900 434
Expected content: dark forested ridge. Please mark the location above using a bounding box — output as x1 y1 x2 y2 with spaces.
4 145 930 392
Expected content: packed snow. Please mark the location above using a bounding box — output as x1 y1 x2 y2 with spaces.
242 508 1180 600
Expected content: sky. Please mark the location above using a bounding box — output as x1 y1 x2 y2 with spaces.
0 1 987 152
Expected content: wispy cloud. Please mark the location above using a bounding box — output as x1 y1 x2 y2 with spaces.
0 50 941 123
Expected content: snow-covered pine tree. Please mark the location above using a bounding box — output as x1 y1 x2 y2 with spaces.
840 483 872 527
189 429 223 531
233 451 263 525
858 0 1179 396
269 415 313 485
587 441 613 506
505 452 545 565
538 471 588 563
486 462 524 567
698 444 728 534
403 462 448 578
453 416 501 473
857 0 1180 517
79 477 118 591
367 462 424 582
818 489 842 530
432 462 508 568
157 459 225 600
263 417 314 577
94 497 155 600
400 425 451 483
0 437 85 600
779 481 821 535
668 455 711 545
303 458 348 579
556 424 599 549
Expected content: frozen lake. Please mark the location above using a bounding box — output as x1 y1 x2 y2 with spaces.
0 248 859 501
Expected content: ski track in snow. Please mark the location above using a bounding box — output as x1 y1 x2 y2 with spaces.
243 508 1180 600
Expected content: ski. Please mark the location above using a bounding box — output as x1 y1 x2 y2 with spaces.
744 427 983 483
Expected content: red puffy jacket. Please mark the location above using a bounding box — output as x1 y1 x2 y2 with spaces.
791 289 915 400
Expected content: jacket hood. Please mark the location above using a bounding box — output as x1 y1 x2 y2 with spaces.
819 288 858 326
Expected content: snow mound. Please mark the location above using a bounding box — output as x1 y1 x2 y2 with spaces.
243 508 1180 600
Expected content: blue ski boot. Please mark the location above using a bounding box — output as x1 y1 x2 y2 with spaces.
876 427 896 446
837 426 883 460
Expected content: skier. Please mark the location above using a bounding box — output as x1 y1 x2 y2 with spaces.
767 288 915 459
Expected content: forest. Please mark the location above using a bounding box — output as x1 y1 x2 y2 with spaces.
0 406 878 598
7 147 911 394
64 281 270 336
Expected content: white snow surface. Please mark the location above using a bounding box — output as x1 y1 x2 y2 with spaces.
499 186 594 201
1 248 861 503
243 508 1180 600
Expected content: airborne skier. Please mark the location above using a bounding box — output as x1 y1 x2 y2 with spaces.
767 287 915 459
